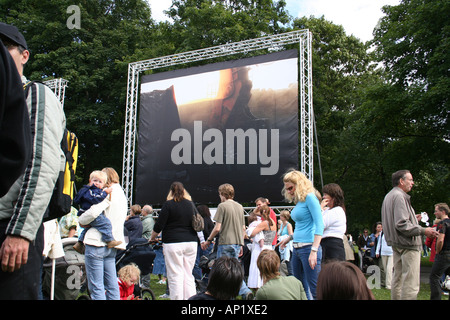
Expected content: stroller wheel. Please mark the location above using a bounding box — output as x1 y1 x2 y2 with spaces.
141 288 156 300
76 293 91 300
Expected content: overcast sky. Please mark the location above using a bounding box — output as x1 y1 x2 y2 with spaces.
146 0 401 42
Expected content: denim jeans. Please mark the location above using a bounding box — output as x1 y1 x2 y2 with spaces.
291 245 322 300
85 245 120 300
217 244 241 259
79 213 114 243
217 244 252 297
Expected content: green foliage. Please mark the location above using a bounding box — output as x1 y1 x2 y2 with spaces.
373 0 449 139
166 0 290 50
368 0 450 214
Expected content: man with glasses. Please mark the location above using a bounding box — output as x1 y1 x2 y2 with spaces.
357 229 370 251
0 22 66 299
381 169 439 300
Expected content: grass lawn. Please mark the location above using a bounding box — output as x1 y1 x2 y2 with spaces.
148 257 449 301
370 257 448 301
148 275 170 300
370 282 445 300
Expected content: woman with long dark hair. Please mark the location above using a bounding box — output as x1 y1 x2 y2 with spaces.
150 181 198 300
317 260 375 300
320 183 347 263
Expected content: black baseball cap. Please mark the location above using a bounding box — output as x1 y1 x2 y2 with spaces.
0 22 28 50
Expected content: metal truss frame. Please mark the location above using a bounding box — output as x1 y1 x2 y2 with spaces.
43 78 69 108
151 205 295 219
123 29 314 204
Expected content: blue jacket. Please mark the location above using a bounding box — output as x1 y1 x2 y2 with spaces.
74 184 108 212
124 215 143 241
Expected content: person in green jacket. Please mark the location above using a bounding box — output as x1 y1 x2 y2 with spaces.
255 249 307 300
141 205 155 240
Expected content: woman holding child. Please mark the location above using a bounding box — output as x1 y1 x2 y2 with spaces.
247 204 277 289
78 167 127 300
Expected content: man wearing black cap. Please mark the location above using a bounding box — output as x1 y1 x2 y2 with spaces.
0 39 31 196
0 22 66 299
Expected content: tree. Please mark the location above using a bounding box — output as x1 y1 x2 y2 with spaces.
373 0 449 140
292 16 379 232
369 0 450 210
292 8 449 232
165 0 290 51
319 0 450 231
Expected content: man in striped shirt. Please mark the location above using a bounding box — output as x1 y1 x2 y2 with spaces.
0 23 66 299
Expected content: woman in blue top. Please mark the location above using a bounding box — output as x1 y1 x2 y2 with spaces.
277 170 324 300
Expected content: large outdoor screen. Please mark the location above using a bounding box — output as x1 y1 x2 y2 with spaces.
135 49 299 205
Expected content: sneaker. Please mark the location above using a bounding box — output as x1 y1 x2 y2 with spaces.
159 293 170 299
73 242 85 254
157 280 166 285
107 240 122 248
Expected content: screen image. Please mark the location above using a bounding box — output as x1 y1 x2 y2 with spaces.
136 49 299 205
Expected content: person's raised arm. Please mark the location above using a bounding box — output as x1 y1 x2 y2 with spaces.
250 221 268 238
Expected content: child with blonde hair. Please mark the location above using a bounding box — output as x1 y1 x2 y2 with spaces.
118 263 141 300
73 170 121 253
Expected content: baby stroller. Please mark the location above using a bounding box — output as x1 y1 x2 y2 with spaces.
196 238 252 292
197 251 215 293
359 248 375 274
42 237 86 300
77 238 158 300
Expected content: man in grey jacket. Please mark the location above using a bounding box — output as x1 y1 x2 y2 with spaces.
0 23 66 299
381 169 438 300
141 205 155 240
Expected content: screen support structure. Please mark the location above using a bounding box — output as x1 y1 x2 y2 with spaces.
43 78 69 109
122 29 313 204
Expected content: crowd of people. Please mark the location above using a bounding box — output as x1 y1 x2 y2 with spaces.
1 22 449 302
45 168 450 301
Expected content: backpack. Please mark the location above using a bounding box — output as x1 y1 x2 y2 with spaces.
43 128 78 222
